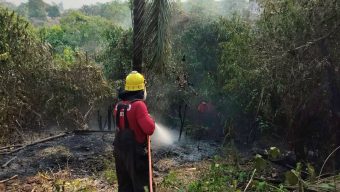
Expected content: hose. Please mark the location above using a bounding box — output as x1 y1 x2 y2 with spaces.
148 136 153 192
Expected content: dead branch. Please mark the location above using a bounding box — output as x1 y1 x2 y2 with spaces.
317 145 340 184
14 120 25 139
84 105 94 120
0 144 23 151
2 156 17 168
0 129 116 156
0 130 115 155
244 169 256 192
73 130 114 134
288 23 340 53
1 133 68 155
0 175 18 183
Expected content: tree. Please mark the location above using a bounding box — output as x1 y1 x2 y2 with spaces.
100 27 133 80
46 5 60 18
28 0 47 20
0 1 16 10
79 1 131 28
41 11 112 53
16 3 29 17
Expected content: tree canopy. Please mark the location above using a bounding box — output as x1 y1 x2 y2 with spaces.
28 0 46 20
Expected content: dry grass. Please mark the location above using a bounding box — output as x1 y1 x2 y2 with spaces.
4 168 117 192
39 146 72 157
2 159 211 192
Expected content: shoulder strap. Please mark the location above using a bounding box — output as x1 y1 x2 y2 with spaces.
115 99 144 129
116 102 129 129
123 105 129 129
115 100 141 128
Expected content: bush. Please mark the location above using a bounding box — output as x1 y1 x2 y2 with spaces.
188 159 246 192
0 7 112 144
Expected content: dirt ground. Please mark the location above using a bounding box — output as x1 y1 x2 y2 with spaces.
0 132 220 192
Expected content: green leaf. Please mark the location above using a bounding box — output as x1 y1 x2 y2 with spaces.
307 163 316 181
319 183 335 190
0 52 9 61
268 147 281 160
255 154 267 170
285 170 298 185
256 181 267 191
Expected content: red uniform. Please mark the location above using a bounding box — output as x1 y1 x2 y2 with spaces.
198 102 208 113
114 100 155 144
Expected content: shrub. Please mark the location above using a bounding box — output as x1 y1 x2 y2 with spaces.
0 7 112 144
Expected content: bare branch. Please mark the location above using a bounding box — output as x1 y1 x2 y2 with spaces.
244 169 257 192
0 175 18 183
2 156 17 168
288 23 340 53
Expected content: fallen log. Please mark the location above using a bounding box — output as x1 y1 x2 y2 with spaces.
0 175 18 183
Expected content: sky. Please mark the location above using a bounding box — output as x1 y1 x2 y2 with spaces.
8 0 114 9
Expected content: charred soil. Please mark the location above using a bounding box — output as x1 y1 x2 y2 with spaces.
0 132 220 191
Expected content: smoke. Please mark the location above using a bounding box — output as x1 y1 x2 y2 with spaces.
151 123 179 148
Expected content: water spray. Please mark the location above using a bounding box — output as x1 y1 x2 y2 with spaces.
151 123 179 148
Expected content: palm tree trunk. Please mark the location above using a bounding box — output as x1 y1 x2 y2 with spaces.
132 0 145 73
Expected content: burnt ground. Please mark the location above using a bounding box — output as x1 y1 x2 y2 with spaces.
1 131 320 192
0 133 115 180
0 132 220 191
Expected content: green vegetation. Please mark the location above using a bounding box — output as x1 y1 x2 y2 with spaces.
1 0 340 190
40 10 113 53
186 155 339 192
162 0 340 169
102 157 117 184
46 5 60 18
161 171 182 189
0 7 111 144
188 161 247 192
79 0 131 28
99 27 132 79
216 0 340 165
28 0 46 20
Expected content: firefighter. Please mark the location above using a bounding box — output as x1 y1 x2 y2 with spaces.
114 71 155 192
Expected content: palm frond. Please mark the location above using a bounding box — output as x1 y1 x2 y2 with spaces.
132 0 146 72
144 0 171 73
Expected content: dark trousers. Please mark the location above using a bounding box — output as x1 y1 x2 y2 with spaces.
114 143 149 192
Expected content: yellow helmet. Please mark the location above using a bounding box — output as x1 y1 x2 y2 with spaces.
125 71 145 91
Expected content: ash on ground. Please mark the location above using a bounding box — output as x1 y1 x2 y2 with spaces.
153 139 220 172
1 132 220 180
